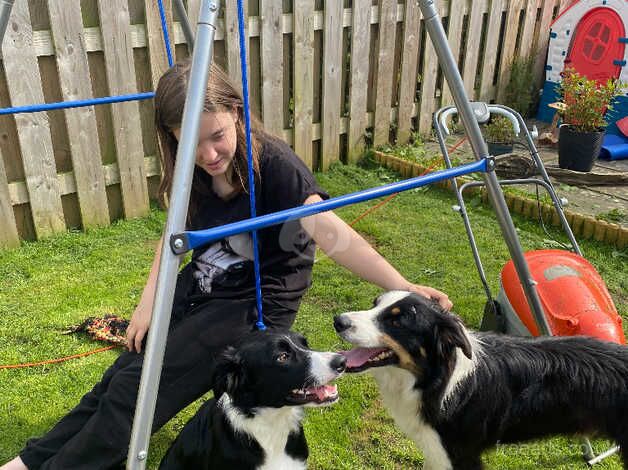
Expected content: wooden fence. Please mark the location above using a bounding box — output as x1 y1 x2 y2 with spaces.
0 0 569 246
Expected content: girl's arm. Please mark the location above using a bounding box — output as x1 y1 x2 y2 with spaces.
126 236 163 352
300 194 452 310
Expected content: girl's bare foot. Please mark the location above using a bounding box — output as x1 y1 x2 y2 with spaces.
0 456 28 470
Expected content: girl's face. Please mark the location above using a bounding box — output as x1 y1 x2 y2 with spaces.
172 111 238 178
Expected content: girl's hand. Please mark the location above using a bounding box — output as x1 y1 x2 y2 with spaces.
126 300 153 353
407 284 453 311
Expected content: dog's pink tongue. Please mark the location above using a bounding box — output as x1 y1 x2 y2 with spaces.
313 384 337 401
340 348 386 368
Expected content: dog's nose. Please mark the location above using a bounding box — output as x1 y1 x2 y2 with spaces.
333 315 351 333
330 354 346 373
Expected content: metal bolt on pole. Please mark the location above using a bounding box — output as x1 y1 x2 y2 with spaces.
126 2 220 469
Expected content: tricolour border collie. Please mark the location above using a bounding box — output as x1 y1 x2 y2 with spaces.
159 331 346 470
334 291 628 470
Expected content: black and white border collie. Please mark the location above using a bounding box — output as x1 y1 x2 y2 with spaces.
334 291 628 470
159 331 346 470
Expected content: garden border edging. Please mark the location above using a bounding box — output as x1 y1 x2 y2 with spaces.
373 151 627 250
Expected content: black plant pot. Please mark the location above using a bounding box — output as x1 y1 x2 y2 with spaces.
558 125 605 172
487 142 514 156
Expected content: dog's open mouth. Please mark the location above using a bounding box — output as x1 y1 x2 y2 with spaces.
339 347 398 373
286 384 339 406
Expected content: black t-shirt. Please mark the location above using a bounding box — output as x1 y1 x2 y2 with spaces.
184 134 329 316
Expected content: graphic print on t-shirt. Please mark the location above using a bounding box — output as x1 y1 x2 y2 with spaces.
193 233 254 294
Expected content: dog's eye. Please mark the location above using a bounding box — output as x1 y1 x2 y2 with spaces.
392 319 401 328
276 352 290 363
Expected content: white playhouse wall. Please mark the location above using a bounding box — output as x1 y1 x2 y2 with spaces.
546 0 628 84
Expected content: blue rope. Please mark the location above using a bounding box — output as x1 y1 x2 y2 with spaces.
157 0 175 68
236 0 265 331
0 92 155 115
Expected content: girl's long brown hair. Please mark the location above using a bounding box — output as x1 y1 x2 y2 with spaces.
154 60 262 218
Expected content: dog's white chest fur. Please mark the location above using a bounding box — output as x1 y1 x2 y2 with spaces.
222 397 306 470
372 367 453 470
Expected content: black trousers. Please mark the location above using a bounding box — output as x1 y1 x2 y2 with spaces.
19 296 295 470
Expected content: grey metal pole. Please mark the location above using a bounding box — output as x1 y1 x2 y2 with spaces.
126 1 220 469
0 0 15 46
417 0 551 335
173 0 195 51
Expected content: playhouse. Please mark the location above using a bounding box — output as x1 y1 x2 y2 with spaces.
537 0 628 136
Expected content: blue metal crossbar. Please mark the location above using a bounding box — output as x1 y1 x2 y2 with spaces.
0 92 155 116
170 158 491 254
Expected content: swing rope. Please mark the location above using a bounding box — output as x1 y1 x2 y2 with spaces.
236 0 266 331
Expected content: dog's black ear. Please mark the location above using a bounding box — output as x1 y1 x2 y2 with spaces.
435 314 472 360
212 346 245 398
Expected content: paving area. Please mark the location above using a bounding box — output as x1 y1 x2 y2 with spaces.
425 123 628 229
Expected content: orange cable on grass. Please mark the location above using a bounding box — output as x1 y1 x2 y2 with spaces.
0 345 118 370
349 137 467 227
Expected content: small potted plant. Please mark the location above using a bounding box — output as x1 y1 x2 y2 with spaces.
483 116 516 156
556 68 624 172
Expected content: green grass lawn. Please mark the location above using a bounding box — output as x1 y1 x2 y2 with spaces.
1 160 626 469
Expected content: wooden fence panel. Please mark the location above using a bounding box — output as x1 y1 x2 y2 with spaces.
97 0 149 219
347 0 371 162
293 0 315 168
479 0 506 102
0 0 557 242
396 0 421 144
518 0 538 59
497 0 525 103
48 0 110 229
224 1 247 89
0 147 19 248
461 0 487 99
145 0 174 89
372 0 397 147
321 1 343 170
2 0 66 239
260 0 283 136
441 0 466 106
419 4 448 134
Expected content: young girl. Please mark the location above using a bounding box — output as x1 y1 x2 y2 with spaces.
2 61 451 470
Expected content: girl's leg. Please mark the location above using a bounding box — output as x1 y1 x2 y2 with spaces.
37 298 257 470
18 351 139 469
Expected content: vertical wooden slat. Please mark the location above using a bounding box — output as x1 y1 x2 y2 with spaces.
518 0 538 59
0 148 20 248
533 0 558 86
479 0 505 102
186 0 201 35
224 1 247 89
396 0 422 144
145 0 174 90
461 0 486 99
259 0 283 136
496 0 524 103
419 3 448 134
48 0 109 229
372 0 397 147
321 0 343 170
441 0 466 106
2 0 66 238
293 0 315 168
97 0 149 219
347 0 371 163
